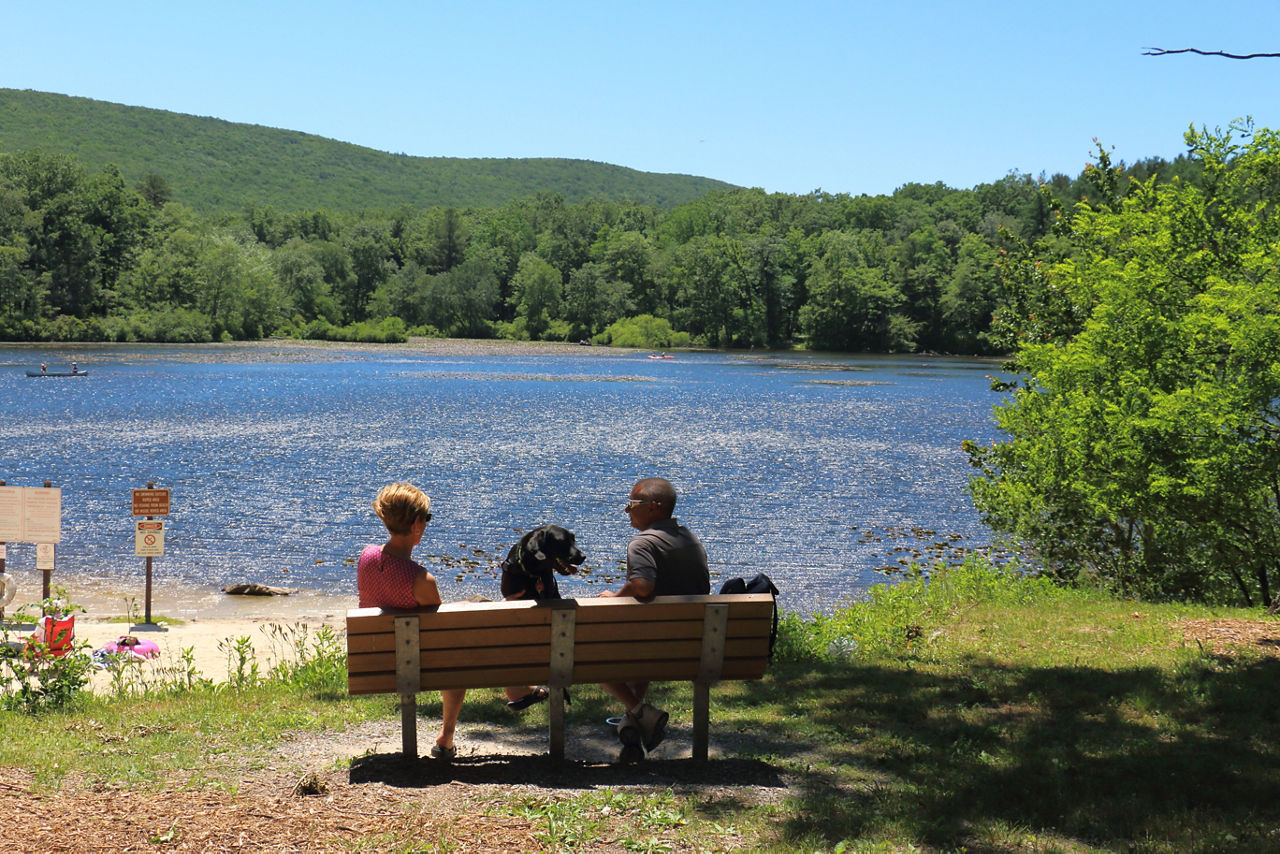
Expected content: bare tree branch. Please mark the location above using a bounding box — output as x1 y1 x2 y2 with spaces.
1144 46 1280 59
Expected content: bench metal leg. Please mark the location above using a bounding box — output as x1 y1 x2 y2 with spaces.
400 693 418 758
692 682 710 761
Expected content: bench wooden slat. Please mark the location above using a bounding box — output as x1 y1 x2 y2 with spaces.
347 635 770 677
347 616 771 663
349 615 768 655
348 655 770 695
346 595 775 637
347 624 553 654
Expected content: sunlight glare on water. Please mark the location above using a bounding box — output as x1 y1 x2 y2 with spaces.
0 344 1007 615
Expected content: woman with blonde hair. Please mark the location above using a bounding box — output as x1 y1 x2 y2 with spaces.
357 482 466 760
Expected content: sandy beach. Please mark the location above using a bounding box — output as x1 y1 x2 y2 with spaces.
73 611 345 692
1 566 350 691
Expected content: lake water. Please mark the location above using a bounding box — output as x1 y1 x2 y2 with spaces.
0 342 1006 617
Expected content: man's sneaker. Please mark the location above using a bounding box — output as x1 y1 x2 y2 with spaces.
618 743 645 764
634 702 669 752
616 711 642 747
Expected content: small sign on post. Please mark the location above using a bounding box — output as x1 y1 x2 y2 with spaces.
135 521 165 557
0 485 62 543
132 488 170 518
133 483 170 626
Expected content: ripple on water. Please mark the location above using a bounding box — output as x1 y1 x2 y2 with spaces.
0 346 1007 616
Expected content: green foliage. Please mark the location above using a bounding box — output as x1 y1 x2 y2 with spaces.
507 252 563 340
969 122 1280 607
798 229 911 351
780 557 1065 662
1 90 1216 356
0 89 732 213
260 623 347 697
0 589 92 713
218 635 260 689
593 314 691 348
299 316 407 343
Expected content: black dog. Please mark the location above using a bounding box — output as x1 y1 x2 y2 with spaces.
500 524 586 601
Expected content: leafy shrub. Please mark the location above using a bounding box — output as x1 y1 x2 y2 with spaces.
261 623 346 697
301 316 407 343
108 308 215 342
782 557 1066 662
541 319 573 342
493 317 530 341
45 314 88 341
0 590 92 713
593 314 691 348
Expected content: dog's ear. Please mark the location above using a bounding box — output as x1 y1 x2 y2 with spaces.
527 527 548 561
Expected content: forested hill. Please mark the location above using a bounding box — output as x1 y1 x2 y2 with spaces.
0 89 735 213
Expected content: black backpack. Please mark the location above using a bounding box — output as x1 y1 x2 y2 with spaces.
719 572 780 659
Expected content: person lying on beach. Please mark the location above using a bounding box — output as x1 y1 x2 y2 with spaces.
357 482 465 761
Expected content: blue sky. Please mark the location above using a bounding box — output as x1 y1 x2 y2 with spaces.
5 1 1280 196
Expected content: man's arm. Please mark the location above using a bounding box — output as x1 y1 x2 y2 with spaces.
598 576 655 600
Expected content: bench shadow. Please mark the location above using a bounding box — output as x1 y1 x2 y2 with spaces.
349 752 785 791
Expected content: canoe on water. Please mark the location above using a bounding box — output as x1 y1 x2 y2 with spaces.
25 370 88 377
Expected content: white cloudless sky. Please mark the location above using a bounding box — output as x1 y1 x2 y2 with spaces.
5 1 1279 196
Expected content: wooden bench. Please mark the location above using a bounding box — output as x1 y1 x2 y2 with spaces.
346 593 775 761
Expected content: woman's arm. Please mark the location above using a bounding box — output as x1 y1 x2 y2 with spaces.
412 569 443 607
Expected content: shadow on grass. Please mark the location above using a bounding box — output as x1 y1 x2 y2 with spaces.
740 653 1280 850
349 752 785 791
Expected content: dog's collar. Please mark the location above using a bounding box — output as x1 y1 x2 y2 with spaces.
509 541 541 580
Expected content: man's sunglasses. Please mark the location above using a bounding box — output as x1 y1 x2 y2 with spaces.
624 499 654 512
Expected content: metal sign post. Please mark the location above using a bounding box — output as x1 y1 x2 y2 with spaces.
0 479 6 621
39 481 53 600
132 483 170 625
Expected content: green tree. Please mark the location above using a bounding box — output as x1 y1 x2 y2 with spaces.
938 233 1000 354
594 228 656 314
563 261 630 339
967 123 1280 607
273 238 340 323
891 224 951 349
668 234 733 347
342 221 393 321
798 230 910 351
0 172 39 336
194 234 278 339
424 253 502 338
507 252 563 340
0 150 99 318
135 173 173 209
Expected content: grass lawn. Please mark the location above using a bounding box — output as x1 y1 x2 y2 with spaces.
0 562 1276 852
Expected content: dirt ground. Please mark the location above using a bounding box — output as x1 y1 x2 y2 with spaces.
0 715 790 852
1175 616 1280 657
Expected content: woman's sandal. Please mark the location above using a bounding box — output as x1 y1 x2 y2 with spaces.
506 686 550 710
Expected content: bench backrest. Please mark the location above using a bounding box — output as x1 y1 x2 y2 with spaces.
347 594 775 695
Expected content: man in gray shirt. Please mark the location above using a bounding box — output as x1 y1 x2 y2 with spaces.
599 477 709 755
